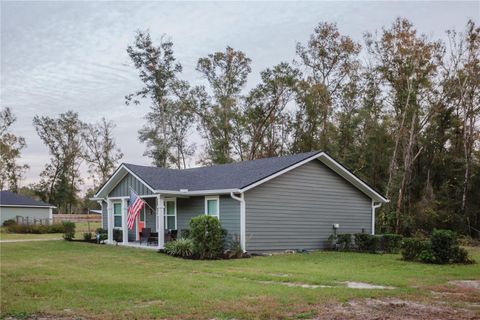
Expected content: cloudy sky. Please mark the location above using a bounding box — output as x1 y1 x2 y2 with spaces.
1 1 478 189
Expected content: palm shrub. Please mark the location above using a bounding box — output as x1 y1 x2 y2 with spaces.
62 221 76 241
164 238 194 258
189 215 224 259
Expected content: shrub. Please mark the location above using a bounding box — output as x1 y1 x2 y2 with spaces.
5 223 64 234
180 229 191 239
62 221 76 241
96 228 108 243
48 223 65 233
401 238 430 261
337 234 353 251
354 233 379 253
189 215 224 259
83 232 93 242
2 219 16 227
418 248 436 263
452 247 474 264
164 238 194 258
327 234 337 250
31 225 49 234
430 229 458 264
381 234 403 254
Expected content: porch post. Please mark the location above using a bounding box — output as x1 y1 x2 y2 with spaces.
107 199 113 243
122 198 128 244
156 195 165 249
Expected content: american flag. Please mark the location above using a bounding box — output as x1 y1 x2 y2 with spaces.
127 190 144 230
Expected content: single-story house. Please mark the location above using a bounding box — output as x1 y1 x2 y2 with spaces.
0 190 55 225
92 151 388 252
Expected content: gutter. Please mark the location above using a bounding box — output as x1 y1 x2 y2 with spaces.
371 201 383 235
230 192 246 252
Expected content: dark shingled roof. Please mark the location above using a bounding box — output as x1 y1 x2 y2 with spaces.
124 151 321 191
0 190 53 207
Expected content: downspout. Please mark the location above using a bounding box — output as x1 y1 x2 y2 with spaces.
371 200 382 235
230 192 246 252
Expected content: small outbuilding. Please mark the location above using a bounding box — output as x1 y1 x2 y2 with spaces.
0 190 55 225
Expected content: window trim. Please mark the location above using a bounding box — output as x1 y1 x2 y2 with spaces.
113 201 122 229
164 198 177 230
204 196 220 219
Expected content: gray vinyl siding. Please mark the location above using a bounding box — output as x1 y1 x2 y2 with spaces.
0 206 50 225
244 159 372 251
109 173 153 197
177 197 203 237
176 195 240 239
144 198 157 232
219 195 240 241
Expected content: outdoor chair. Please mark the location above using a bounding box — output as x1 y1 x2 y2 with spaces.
139 228 151 245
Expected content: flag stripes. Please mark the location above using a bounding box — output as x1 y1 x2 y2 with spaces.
127 190 144 230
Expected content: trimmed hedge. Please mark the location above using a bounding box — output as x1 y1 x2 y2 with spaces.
381 234 403 254
330 233 403 254
337 234 353 251
401 238 430 261
354 233 379 253
5 223 65 234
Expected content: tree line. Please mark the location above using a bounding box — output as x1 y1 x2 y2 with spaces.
0 109 123 214
1 18 478 236
126 18 479 236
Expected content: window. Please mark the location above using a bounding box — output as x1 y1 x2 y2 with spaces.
205 196 219 218
113 202 122 228
164 199 176 230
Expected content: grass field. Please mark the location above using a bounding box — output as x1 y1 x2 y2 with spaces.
1 241 479 319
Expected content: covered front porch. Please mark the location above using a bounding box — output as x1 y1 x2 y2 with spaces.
104 194 178 250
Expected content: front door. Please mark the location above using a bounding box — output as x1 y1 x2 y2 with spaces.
137 208 145 233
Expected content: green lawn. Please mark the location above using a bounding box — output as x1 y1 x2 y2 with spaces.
1 241 479 319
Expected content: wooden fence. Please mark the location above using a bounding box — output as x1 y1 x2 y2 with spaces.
53 214 101 223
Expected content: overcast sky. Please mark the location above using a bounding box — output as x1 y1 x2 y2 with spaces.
1 1 479 189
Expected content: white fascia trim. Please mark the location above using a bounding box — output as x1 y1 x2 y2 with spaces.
371 201 382 235
153 189 241 196
0 205 56 209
